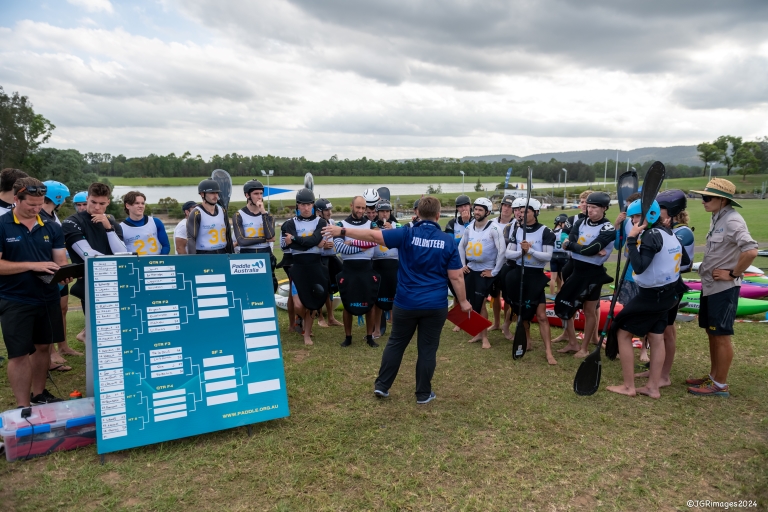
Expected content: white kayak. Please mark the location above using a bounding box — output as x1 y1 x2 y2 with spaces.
691 262 763 275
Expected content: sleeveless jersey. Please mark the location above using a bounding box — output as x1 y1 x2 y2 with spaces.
237 209 269 249
510 224 550 269
633 228 683 288
194 206 227 251
293 217 322 255
339 218 375 260
673 224 695 273
570 219 614 265
465 220 499 271
451 218 469 245
553 226 567 254
373 224 399 260
121 216 161 255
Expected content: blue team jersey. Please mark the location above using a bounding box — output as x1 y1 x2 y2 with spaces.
382 220 462 310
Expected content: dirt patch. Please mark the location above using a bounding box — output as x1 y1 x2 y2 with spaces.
293 350 310 362
100 471 120 485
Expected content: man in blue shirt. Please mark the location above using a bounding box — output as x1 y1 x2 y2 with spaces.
0 178 71 406
323 196 471 404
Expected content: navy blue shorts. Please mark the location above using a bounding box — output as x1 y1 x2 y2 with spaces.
698 287 739 336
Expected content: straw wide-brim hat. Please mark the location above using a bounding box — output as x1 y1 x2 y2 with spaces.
691 177 742 208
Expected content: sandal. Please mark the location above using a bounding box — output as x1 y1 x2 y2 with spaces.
49 364 73 372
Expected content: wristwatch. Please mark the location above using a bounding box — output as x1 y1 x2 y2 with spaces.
340 228 346 238
729 270 741 279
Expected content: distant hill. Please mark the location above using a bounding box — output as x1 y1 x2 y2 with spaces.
462 145 701 166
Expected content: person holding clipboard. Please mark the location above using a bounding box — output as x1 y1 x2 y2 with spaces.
0 178 73 406
323 196 471 405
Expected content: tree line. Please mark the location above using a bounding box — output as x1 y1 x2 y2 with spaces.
697 135 768 181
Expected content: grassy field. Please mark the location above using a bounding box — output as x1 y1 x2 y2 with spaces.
105 175 537 187
1 201 767 511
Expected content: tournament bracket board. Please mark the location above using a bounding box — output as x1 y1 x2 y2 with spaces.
84 254 290 455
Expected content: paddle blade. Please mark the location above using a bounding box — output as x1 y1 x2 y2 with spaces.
573 348 602 396
211 169 232 211
640 162 666 220
617 170 639 212
377 187 391 201
304 172 314 191
512 320 527 360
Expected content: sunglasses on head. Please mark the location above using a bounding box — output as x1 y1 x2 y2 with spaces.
17 185 47 196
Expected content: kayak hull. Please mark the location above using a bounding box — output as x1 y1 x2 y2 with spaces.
679 291 768 316
684 280 768 299
534 300 623 331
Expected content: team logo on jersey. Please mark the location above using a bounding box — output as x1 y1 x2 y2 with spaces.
230 259 266 274
5 236 21 243
600 224 615 232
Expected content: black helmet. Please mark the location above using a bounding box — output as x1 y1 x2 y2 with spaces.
413 199 420 209
455 194 470 207
315 198 332 211
656 189 687 218
296 188 315 204
586 192 611 209
243 179 264 195
555 213 568 224
198 179 220 194
375 200 392 212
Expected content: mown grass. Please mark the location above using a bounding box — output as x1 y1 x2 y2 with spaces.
1 199 767 511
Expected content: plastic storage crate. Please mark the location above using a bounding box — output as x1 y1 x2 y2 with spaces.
0 398 96 462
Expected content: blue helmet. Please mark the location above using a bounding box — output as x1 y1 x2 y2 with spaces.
43 181 70 206
73 191 88 203
627 199 660 225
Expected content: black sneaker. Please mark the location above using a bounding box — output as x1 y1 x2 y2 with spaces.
416 391 436 405
340 336 352 347
374 389 389 398
31 389 63 405
366 336 379 348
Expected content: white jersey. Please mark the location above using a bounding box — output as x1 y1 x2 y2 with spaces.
633 228 683 288
173 219 187 240
320 217 336 256
464 220 500 271
553 227 568 254
293 217 322 255
339 218 375 261
570 219 615 265
238 210 270 250
194 206 227 251
373 223 399 260
510 224 550 269
121 216 162 255
673 224 695 273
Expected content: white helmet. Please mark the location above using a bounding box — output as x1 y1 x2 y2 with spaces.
473 197 493 212
527 198 542 212
512 197 526 209
363 188 380 207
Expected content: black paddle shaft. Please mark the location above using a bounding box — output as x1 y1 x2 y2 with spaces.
512 167 533 360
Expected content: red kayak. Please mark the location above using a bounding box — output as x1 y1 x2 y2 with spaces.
684 280 768 299
533 300 623 331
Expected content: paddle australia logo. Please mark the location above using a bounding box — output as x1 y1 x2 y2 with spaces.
5 236 22 243
229 259 266 275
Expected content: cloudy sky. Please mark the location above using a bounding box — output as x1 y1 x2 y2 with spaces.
1 0 767 160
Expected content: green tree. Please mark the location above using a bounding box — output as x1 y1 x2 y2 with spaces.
733 142 762 181
474 178 483 192
697 142 724 177
712 135 743 176
0 86 56 169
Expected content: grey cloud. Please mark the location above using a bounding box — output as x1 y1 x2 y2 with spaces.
178 0 768 88
672 56 768 109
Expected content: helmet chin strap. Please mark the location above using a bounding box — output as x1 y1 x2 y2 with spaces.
202 193 217 206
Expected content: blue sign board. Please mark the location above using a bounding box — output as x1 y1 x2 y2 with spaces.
85 254 289 454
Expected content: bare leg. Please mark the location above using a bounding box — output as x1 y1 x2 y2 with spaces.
489 296 501 330
365 310 375 336
639 335 650 362
7 356 33 407
574 300 598 358
536 304 556 365
709 334 733 385
343 310 353 337
325 296 342 326
549 272 558 295
30 344 51 397
607 329 637 396
501 305 512 339
524 321 532 350
56 295 82 356
469 306 491 348
293 295 313 345
371 306 382 337
637 332 665 398
558 319 580 353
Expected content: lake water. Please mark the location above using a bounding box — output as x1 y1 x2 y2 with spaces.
112 181 597 204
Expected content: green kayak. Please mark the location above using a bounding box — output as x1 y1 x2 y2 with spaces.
680 291 768 316
744 275 768 285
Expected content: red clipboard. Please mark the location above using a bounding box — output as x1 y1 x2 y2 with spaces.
447 305 492 336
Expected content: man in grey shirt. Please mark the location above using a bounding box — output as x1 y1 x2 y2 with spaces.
687 178 757 397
